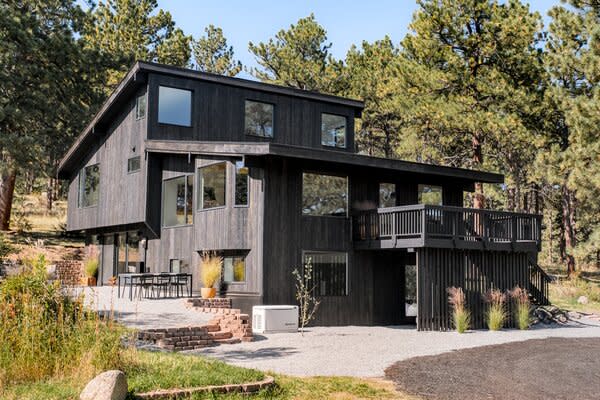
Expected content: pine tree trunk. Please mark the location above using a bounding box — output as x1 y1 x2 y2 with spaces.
46 177 53 211
472 132 485 209
561 184 577 276
0 169 17 231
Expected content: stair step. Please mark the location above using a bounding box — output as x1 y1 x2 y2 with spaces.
208 330 232 340
212 337 241 345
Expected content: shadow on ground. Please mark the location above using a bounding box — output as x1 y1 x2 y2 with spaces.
198 346 299 361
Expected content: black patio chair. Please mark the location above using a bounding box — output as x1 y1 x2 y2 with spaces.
138 275 155 299
171 274 190 298
153 274 171 298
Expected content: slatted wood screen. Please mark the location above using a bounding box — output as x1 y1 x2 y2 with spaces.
416 248 531 331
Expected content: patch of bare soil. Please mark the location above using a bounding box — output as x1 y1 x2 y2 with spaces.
385 337 600 400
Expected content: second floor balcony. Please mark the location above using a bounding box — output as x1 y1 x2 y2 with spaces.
352 204 542 253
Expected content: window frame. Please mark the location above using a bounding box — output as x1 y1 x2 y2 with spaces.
135 93 146 120
302 250 349 297
234 160 249 208
320 112 347 149
197 162 227 212
78 163 100 208
127 156 141 174
301 171 349 218
222 254 247 284
161 174 194 228
157 85 193 127
243 99 275 138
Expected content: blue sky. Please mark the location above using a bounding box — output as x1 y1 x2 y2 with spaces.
158 0 561 78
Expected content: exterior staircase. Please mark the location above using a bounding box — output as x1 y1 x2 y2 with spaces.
528 259 551 306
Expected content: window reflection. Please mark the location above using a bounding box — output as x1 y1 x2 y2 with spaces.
302 173 348 217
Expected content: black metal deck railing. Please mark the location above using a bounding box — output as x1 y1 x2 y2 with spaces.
352 204 542 252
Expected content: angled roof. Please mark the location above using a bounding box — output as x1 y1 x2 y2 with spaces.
57 61 365 178
144 140 504 184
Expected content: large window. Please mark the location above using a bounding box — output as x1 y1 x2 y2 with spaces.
379 183 396 208
235 160 249 206
302 172 348 217
321 113 346 148
198 163 226 210
304 251 348 296
223 255 246 283
135 93 146 120
78 163 100 208
158 86 192 126
244 100 274 137
115 232 141 275
418 184 443 206
162 175 193 227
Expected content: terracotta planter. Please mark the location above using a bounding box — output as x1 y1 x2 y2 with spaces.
201 287 216 299
81 277 97 286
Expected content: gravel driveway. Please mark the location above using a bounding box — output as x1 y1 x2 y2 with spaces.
193 319 600 377
385 337 600 400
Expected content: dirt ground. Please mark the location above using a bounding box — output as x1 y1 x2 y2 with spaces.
385 337 600 400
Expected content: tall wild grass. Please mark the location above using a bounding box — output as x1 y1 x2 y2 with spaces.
484 288 507 331
0 255 124 390
509 286 531 330
447 287 470 333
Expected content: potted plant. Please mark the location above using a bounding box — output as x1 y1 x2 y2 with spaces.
200 252 222 299
108 276 117 286
82 257 98 286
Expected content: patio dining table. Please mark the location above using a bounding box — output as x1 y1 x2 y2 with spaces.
117 272 193 300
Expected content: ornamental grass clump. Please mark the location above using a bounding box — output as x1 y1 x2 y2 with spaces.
199 252 222 288
510 286 531 330
484 288 507 331
447 286 470 333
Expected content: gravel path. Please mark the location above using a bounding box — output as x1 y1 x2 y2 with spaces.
385 337 600 400
75 286 211 329
193 319 600 377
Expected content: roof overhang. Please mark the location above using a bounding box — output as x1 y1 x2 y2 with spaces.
145 140 504 185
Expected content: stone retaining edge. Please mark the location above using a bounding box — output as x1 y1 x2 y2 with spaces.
133 375 275 399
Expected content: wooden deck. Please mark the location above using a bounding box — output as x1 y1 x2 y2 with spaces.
353 204 542 253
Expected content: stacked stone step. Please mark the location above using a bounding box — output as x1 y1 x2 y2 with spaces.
55 260 83 286
138 326 219 351
208 309 253 343
186 298 232 309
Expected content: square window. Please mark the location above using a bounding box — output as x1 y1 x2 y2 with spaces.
321 113 346 148
223 255 246 283
127 156 141 173
198 163 226 210
162 175 193 227
158 86 192 126
244 100 274 137
379 183 396 208
418 184 443 206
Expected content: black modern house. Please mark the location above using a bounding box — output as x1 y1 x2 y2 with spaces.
58 61 549 330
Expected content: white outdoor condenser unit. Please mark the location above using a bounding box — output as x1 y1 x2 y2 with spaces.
252 305 299 333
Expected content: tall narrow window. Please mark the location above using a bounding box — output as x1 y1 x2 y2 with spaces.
198 163 226 210
135 94 146 120
78 163 100 208
379 183 396 208
302 172 348 217
321 113 346 148
418 184 443 206
235 160 249 206
244 100 274 137
158 86 192 126
127 156 141 173
304 251 348 296
162 175 193 227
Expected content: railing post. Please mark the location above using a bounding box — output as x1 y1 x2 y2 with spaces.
511 214 517 247
421 205 426 245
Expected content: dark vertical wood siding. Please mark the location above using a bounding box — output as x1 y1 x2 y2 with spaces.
416 248 530 331
146 74 356 152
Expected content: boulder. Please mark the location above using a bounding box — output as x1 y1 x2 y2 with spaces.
577 296 589 305
80 370 127 400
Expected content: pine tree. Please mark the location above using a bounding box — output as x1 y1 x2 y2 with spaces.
193 25 242 76
248 14 345 93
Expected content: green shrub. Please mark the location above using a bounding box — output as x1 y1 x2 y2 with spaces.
84 258 99 278
0 233 13 260
448 287 470 333
510 286 531 330
484 289 507 331
0 255 124 389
